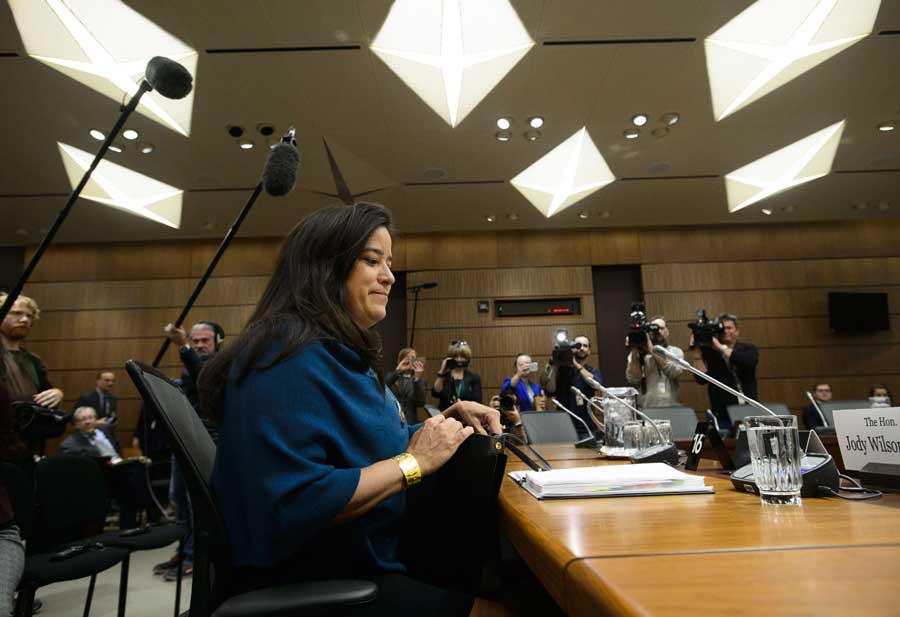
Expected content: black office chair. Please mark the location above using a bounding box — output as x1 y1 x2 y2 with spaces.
520 412 578 444
641 407 698 441
726 403 790 428
819 400 872 427
7 458 129 617
125 359 377 617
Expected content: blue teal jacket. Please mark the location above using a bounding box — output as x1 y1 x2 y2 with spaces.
212 339 419 573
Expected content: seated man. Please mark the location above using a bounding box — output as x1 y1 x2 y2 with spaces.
802 383 832 429
61 406 151 529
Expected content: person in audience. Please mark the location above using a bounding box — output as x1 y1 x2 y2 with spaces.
868 384 893 407
625 316 684 408
489 395 501 411
60 406 151 529
501 354 544 412
0 293 63 413
153 321 224 581
690 313 758 432
75 370 118 425
0 382 25 617
387 348 426 425
432 341 483 411
802 382 832 429
544 335 602 438
199 203 506 615
497 392 527 443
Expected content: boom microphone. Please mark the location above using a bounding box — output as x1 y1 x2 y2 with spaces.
262 128 300 196
551 398 598 449
151 127 300 366
144 56 194 99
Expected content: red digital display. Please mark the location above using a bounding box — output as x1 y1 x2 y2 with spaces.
549 307 572 314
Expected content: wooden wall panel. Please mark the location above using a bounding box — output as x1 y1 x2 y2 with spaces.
589 229 642 264
404 232 498 270
407 267 592 299
496 230 591 267
407 296 595 329
27 242 194 282
189 239 279 277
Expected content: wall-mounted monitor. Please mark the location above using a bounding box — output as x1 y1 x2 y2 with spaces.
495 297 581 318
828 292 890 333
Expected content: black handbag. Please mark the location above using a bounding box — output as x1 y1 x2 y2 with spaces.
400 433 507 594
13 401 72 441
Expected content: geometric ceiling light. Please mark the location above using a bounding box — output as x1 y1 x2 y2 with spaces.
705 0 881 121
510 127 616 218
724 120 845 213
371 0 533 127
58 142 182 228
9 0 197 136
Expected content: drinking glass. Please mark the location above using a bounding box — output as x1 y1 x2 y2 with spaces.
622 421 643 451
643 419 672 446
745 415 802 506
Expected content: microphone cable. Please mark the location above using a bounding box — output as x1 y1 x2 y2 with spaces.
816 473 883 501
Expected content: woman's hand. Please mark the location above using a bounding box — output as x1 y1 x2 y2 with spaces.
406 415 473 476
33 388 63 408
396 356 412 374
444 400 502 436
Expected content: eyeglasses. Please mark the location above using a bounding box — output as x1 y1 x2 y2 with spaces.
450 340 468 347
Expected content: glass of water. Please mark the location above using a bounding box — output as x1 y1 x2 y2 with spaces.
643 419 672 446
623 421 643 451
745 415 802 506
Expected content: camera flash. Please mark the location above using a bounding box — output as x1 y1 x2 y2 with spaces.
555 330 568 343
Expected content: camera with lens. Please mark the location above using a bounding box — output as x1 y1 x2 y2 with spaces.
551 337 582 368
499 394 517 412
627 302 660 349
687 309 724 349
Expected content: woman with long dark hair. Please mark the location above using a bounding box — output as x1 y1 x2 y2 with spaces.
199 203 504 616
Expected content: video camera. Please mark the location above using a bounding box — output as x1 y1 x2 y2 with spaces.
551 331 582 368
688 309 725 349
627 302 660 348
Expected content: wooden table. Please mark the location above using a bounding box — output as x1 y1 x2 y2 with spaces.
499 450 900 616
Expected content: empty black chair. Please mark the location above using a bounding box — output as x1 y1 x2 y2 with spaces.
726 402 790 428
125 359 377 617
7 457 128 617
819 400 872 427
641 406 699 441
520 412 578 444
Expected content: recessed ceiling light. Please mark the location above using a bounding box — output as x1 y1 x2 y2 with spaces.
238 139 254 150
228 125 244 138
258 123 275 136
122 129 139 140
108 144 123 153
578 211 589 219
506 213 518 221
652 127 669 138
599 210 611 219
485 214 496 223
495 130 511 142
851 202 869 211
877 202 890 211
15 228 28 236
631 114 648 127
877 121 896 132
140 144 155 154
496 117 511 130
761 208 772 215
781 204 795 213
528 116 544 129
202 221 216 231
89 129 105 141
524 130 542 141
624 128 640 139
661 112 680 126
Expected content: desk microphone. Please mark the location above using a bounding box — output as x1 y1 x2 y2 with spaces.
570 387 605 433
651 346 839 496
550 398 598 448
586 379 679 466
651 346 778 417
805 391 829 427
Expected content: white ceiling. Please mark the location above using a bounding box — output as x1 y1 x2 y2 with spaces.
1 0 898 246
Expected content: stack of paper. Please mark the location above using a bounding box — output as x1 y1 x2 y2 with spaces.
509 463 713 499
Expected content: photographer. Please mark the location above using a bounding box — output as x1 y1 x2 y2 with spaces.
386 348 426 425
690 313 758 431
431 341 482 411
494 392 527 442
626 316 684 408
501 353 544 412
544 335 602 438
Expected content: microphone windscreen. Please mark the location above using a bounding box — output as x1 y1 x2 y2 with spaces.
145 56 193 100
262 142 301 197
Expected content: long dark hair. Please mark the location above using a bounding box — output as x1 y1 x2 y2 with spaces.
198 202 394 419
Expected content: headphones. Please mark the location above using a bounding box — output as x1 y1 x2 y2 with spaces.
197 322 225 350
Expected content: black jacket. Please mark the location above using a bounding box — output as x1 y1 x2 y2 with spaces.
432 370 482 411
695 342 759 427
74 389 118 424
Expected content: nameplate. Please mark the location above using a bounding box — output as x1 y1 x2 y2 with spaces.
833 407 900 471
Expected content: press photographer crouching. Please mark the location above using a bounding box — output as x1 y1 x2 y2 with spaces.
544 334 602 438
689 311 758 432
432 341 483 411
625 307 684 408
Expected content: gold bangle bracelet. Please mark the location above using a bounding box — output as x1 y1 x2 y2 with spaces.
392 452 422 488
